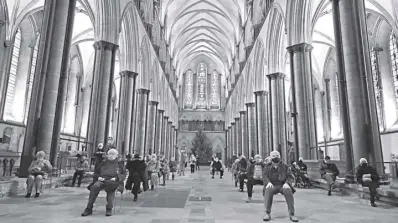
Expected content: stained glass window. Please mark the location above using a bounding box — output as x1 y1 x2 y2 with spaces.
195 63 207 109
24 35 40 124
4 29 22 120
184 69 193 109
210 70 220 109
389 32 398 105
371 47 385 131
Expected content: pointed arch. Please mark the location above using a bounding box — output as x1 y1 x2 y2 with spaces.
120 4 139 72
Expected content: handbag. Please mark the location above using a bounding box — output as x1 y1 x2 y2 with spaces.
362 174 372 182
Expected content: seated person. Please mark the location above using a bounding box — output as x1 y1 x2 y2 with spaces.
81 149 126 217
356 158 380 207
26 151 53 198
72 154 89 187
169 157 178 180
237 155 248 192
320 156 340 196
246 154 266 203
146 154 161 190
295 158 311 186
159 157 169 185
87 143 108 190
263 151 298 222
125 154 147 201
210 157 224 179
231 159 240 187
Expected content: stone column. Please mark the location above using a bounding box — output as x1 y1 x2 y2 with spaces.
255 91 270 158
230 123 236 156
234 117 241 156
145 101 158 155
287 43 317 160
268 72 288 162
162 116 169 156
154 109 164 154
246 103 257 157
167 121 172 160
116 71 138 157
331 0 383 171
0 40 14 119
227 127 231 158
133 89 150 155
20 0 77 169
239 111 248 157
171 126 176 158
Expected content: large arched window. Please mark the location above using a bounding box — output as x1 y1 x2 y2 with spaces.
4 29 22 121
184 69 193 109
24 35 40 124
389 32 398 104
371 47 385 131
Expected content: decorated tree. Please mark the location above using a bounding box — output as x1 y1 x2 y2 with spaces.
191 129 213 162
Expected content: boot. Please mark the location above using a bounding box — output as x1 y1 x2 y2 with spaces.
263 213 271 221
133 195 138 202
327 190 331 196
105 208 112 216
151 185 154 190
172 175 174 180
290 215 299 222
245 197 252 203
34 193 40 198
81 208 92 217
25 193 31 198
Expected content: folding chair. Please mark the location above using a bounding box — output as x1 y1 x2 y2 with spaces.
113 189 123 213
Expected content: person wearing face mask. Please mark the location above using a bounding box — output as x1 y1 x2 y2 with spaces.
169 157 177 180
319 156 340 196
356 158 380 207
26 151 53 198
210 157 225 179
237 155 248 192
262 151 298 222
296 157 311 187
72 154 89 187
87 143 108 191
245 154 266 203
81 149 126 217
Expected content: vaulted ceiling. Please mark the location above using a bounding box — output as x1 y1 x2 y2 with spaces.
161 0 246 77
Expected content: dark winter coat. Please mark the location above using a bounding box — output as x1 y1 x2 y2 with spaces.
262 162 294 186
125 159 147 190
237 159 248 173
320 161 340 180
247 161 266 179
356 164 380 187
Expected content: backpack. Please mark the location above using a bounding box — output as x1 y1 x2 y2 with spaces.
253 164 263 180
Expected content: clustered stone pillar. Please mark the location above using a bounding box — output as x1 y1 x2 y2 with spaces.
268 72 288 162
234 117 241 156
133 89 150 155
145 101 158 155
287 43 317 160
162 116 169 156
240 111 248 157
255 91 270 158
246 103 257 157
155 109 164 154
167 121 172 160
331 0 383 172
230 123 236 156
171 126 176 158
116 71 137 157
227 127 231 158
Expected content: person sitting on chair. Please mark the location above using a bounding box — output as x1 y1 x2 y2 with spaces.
81 149 126 217
72 154 89 187
26 151 53 198
231 159 240 187
246 154 266 203
125 154 147 201
320 156 339 196
159 156 168 186
356 158 380 207
237 155 248 192
169 157 177 180
210 157 224 179
296 158 311 187
146 154 160 190
263 151 298 222
87 143 108 191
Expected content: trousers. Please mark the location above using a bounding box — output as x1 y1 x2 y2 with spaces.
264 184 295 215
86 181 116 209
26 174 43 193
247 178 263 198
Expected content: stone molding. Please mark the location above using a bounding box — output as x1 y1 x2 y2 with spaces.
164 116 169 119
168 121 172 124
254 90 268 96
136 88 150 94
4 40 13 47
239 111 246 115
234 117 240 121
158 109 165 113
286 42 313 53
120 70 138 78
93 40 119 51
231 123 235 125
245 102 256 107
149 101 159 106
267 72 285 79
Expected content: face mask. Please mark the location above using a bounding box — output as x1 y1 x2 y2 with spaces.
271 158 280 163
362 163 368 167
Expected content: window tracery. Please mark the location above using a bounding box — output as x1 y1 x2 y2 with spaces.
24 35 40 124
210 70 220 109
371 47 385 131
389 32 398 105
195 63 207 109
184 69 193 109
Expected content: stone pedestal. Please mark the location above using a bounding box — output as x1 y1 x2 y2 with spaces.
133 89 150 156
246 103 257 157
255 91 270 158
145 101 158 155
268 72 287 162
287 43 317 160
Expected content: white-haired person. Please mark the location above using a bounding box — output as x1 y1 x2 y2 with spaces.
146 154 161 190
262 151 298 222
356 158 380 207
26 151 52 198
245 154 266 203
231 158 240 187
87 143 108 191
81 149 126 217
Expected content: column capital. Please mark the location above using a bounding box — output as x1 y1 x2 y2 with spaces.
0 20 5 26
286 42 313 53
320 91 325 96
324 78 331 83
228 126 232 129
149 101 159 106
267 72 285 79
239 111 246 115
120 70 138 78
168 121 172 124
4 40 13 48
231 122 235 125
93 40 119 51
245 102 256 108
164 116 169 119
234 117 240 121
136 88 150 94
172 125 175 128
158 109 165 113
254 90 268 96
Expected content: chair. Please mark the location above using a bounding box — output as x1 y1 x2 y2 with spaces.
113 189 123 213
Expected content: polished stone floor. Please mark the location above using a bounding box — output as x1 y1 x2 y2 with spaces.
0 168 397 223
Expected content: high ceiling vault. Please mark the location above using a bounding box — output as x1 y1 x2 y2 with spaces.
161 0 245 77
